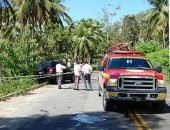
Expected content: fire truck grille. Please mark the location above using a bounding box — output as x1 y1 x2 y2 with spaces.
118 76 157 91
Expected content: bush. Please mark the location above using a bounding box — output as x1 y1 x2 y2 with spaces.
167 68 170 72
137 41 161 55
146 48 169 68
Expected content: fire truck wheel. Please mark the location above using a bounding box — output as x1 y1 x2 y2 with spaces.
152 101 165 112
103 89 112 111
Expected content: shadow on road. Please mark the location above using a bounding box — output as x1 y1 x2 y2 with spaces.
0 110 165 130
0 102 168 130
107 102 170 114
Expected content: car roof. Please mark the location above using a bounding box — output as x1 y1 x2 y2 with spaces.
39 60 58 63
37 60 59 66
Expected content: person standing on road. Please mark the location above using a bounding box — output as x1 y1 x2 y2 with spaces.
74 61 81 90
56 60 67 89
82 61 93 91
79 60 83 79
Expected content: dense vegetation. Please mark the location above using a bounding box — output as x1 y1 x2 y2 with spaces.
137 41 169 70
0 0 169 78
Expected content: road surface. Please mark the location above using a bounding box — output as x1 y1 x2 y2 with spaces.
0 72 170 130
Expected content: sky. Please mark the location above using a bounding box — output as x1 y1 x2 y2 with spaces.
62 0 153 23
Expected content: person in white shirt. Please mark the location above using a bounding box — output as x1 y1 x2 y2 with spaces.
74 61 81 90
82 61 93 91
56 61 66 89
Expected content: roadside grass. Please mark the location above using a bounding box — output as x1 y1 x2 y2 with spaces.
0 78 38 101
163 71 170 83
165 77 170 84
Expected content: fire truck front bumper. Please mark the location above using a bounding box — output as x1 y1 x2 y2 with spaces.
106 87 167 102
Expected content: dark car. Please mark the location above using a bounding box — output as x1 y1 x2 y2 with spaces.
35 60 75 83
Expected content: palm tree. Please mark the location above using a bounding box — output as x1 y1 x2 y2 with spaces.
49 0 72 27
72 19 104 62
145 0 169 48
0 22 22 41
0 0 15 29
12 0 72 38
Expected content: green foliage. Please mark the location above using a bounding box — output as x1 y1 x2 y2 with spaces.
33 24 74 62
0 35 38 76
91 64 98 71
144 0 169 48
137 41 161 55
137 41 169 71
167 68 170 72
91 41 106 64
72 18 104 62
122 15 139 46
146 48 169 68
0 78 37 98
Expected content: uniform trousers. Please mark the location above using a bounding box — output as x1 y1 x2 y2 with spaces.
74 75 80 90
83 73 92 91
56 72 63 88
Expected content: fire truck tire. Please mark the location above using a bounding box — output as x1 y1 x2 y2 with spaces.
103 89 112 111
152 101 165 112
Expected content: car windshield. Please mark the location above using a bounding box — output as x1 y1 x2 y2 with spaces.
108 58 153 70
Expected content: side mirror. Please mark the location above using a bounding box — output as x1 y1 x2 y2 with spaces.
98 65 104 71
155 66 162 73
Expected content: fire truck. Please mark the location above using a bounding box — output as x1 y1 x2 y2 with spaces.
98 43 167 112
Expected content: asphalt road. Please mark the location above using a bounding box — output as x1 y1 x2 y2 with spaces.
0 72 170 130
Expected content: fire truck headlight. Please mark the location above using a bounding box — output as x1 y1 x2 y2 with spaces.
107 79 117 86
158 80 166 87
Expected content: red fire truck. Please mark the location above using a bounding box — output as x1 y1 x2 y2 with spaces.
98 43 167 112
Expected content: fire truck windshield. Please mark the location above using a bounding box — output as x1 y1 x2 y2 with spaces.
108 58 154 70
